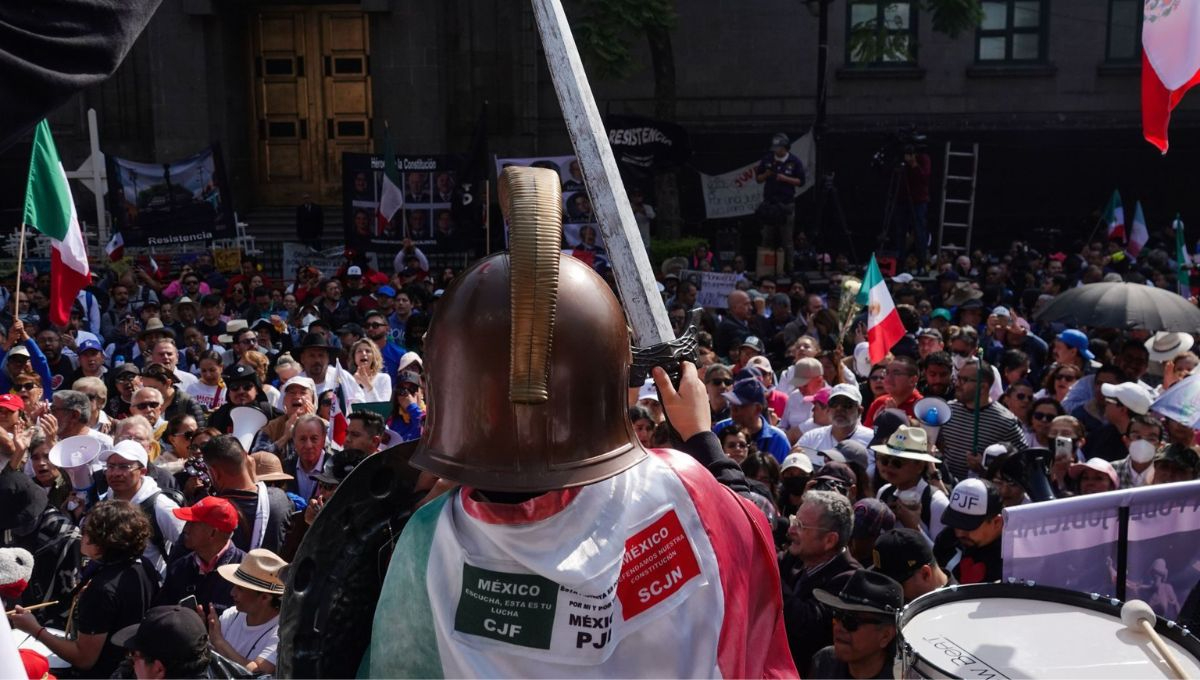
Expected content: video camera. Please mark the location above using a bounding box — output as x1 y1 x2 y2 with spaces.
871 125 928 170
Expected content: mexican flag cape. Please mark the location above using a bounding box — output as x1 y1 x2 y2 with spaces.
23 120 90 327
362 449 795 678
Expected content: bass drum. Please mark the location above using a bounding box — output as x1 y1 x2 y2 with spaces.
897 582 1200 679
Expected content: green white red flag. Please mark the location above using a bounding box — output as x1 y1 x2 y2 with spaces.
1104 190 1125 242
22 120 90 327
1142 1 1200 153
856 255 905 364
1129 201 1149 258
378 127 404 232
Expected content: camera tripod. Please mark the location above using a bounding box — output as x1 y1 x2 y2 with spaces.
877 164 923 266
814 171 858 263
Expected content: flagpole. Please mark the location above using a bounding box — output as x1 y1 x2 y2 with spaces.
12 223 26 324
484 179 491 255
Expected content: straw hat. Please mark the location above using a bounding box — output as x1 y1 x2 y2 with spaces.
869 425 940 464
252 451 294 482
217 549 288 594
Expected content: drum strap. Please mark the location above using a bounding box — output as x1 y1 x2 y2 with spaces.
944 547 964 575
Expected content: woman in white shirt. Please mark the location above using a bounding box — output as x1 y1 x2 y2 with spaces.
351 338 391 403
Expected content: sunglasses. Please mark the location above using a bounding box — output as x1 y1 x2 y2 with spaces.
133 401 161 410
708 378 733 387
1055 374 1078 382
228 384 255 392
1009 392 1031 401
13 381 38 392
1031 411 1058 422
879 456 909 469
832 610 887 633
366 322 388 329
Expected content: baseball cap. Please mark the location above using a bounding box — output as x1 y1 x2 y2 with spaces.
99 440 149 468
1055 329 1094 361
740 336 765 354
851 498 896 540
637 377 659 403
790 358 823 386
826 439 871 471
172 496 238 533
940 478 1003 530
347 265 363 277
223 364 258 384
872 528 936 584
112 363 141 379
814 461 856 488
77 338 105 355
1068 457 1120 489
813 569 903 615
337 322 364 337
930 308 952 322
916 327 943 341
722 377 766 407
282 375 317 396
892 273 914 284
804 386 832 406
827 383 862 406
1100 382 1152 416
7 345 30 359
377 285 396 298
397 370 422 387
112 606 208 667
0 394 24 412
780 451 814 475
991 306 1011 318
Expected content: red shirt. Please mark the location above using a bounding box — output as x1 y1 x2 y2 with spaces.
864 388 922 427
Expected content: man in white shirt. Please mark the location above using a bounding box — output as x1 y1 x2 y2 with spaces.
99 440 184 576
149 337 198 391
780 357 827 443
797 383 874 453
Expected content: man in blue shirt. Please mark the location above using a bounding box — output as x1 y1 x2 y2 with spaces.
363 309 404 387
755 132 806 271
712 376 791 462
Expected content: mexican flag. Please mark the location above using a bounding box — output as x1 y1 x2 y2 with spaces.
1142 1 1200 153
1129 201 1149 258
378 128 404 232
855 254 904 364
23 121 90 327
1104 190 1125 242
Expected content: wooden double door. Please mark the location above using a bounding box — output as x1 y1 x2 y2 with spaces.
250 6 373 204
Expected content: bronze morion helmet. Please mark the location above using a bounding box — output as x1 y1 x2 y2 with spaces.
410 166 645 493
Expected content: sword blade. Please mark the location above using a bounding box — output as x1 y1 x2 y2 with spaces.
531 0 675 347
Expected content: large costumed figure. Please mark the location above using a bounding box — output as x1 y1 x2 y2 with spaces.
278 167 796 678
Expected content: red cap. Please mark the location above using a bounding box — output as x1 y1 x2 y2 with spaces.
172 496 239 533
20 648 55 680
0 393 25 412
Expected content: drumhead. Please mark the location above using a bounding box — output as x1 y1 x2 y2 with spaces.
899 583 1200 679
11 627 71 669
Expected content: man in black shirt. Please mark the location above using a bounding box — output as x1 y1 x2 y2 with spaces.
933 479 1004 585
871 528 954 603
35 328 74 391
200 435 291 555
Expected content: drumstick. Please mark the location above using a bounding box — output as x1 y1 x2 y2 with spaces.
5 601 59 616
1121 600 1187 680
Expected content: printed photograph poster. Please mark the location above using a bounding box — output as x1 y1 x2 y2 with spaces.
494 155 603 251
343 152 481 256
106 144 236 247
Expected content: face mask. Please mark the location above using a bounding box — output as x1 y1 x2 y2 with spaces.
781 476 808 497
952 354 967 371
1128 439 1157 464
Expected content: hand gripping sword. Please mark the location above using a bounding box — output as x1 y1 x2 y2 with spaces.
531 0 698 385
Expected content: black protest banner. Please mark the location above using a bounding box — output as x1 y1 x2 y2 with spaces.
106 144 236 247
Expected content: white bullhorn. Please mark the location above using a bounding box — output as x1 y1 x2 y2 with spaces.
231 407 269 452
914 397 951 442
48 435 103 491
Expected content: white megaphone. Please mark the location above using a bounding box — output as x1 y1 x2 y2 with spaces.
914 397 951 443
231 406 268 452
48 435 103 492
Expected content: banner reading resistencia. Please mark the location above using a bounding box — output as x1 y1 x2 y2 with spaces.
342 152 482 256
699 132 816 220
1002 480 1200 621
106 144 236 247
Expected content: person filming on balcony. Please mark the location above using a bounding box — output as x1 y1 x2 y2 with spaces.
756 132 805 269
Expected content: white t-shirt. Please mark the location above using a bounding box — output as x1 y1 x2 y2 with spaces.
358 372 392 403
218 608 280 666
186 381 225 411
796 424 874 453
173 367 198 391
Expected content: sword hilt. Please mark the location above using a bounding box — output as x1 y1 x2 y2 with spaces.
628 307 702 389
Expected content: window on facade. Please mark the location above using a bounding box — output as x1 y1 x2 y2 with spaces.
976 0 1046 63
1106 0 1142 63
847 1 918 66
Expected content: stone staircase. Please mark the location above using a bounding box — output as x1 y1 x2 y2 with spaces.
240 205 342 279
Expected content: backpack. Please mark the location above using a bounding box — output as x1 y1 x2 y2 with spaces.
138 488 187 560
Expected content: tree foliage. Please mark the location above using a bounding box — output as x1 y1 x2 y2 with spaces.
573 0 676 80
849 0 984 64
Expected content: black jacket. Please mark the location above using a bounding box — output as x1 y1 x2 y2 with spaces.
782 549 861 676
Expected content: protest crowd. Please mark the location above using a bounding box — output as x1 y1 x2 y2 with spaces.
0 216 1196 677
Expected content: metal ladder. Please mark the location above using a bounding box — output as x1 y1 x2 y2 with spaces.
936 141 979 255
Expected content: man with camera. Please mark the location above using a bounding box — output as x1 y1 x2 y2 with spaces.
756 133 806 270
894 143 932 268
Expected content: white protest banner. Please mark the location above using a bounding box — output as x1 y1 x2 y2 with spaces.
699 132 815 220
282 243 378 280
1002 480 1200 620
680 269 738 309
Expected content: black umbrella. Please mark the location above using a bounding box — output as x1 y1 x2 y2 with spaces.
1035 282 1200 331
